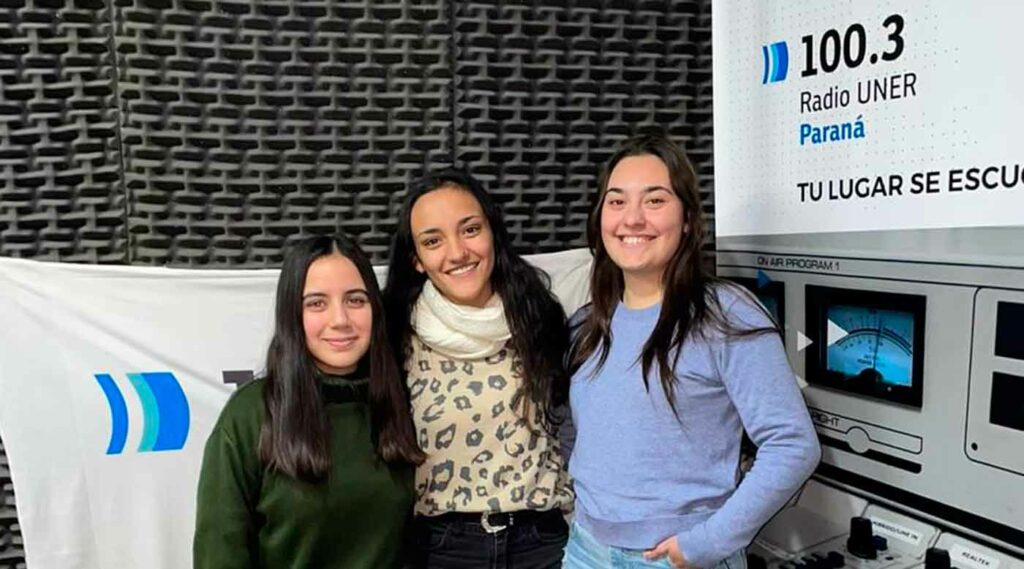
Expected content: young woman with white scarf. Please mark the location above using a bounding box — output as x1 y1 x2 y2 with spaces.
383 169 574 568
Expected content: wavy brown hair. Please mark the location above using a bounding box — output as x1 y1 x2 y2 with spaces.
570 134 777 417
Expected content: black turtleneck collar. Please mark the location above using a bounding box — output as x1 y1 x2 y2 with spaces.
316 360 369 404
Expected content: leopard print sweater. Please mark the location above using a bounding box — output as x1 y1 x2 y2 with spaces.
407 336 573 515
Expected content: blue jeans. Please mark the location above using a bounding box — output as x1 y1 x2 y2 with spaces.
562 522 748 569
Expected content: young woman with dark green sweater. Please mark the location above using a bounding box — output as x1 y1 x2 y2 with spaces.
193 234 425 569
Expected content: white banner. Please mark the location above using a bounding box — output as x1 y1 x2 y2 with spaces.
713 1 1024 237
0 249 592 569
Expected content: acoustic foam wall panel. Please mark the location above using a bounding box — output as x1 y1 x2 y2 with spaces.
0 0 125 263
452 0 713 253
0 439 22 569
115 0 452 265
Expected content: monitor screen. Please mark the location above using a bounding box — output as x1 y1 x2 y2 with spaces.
990 372 1024 432
995 301 1024 361
825 304 915 388
805 285 926 407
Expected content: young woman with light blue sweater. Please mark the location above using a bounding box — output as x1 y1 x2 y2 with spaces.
563 134 821 569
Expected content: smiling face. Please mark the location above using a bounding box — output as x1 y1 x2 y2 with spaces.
600 154 686 288
409 184 495 308
302 253 373 375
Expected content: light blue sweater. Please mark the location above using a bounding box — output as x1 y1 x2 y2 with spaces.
567 285 821 568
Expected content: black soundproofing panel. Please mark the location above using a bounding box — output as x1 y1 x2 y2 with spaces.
452 0 713 252
0 1 713 565
0 439 21 569
117 0 452 265
0 0 125 264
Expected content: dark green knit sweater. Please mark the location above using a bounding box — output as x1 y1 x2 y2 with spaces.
193 376 413 569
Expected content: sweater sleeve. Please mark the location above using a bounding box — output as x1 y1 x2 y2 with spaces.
675 294 822 568
193 399 262 569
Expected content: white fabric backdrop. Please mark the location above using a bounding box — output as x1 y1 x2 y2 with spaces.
0 248 592 569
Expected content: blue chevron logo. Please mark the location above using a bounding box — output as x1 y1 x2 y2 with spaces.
761 41 789 84
94 372 190 454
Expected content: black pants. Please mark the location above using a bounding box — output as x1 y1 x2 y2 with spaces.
411 509 569 569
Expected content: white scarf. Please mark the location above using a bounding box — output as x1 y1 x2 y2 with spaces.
412 281 511 359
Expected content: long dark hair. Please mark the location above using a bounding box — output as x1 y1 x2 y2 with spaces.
259 234 424 482
383 169 569 424
570 134 777 417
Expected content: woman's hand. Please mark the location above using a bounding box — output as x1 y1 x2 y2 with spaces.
644 536 693 568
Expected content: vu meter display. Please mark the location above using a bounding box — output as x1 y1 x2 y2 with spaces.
826 305 914 387
806 285 926 407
